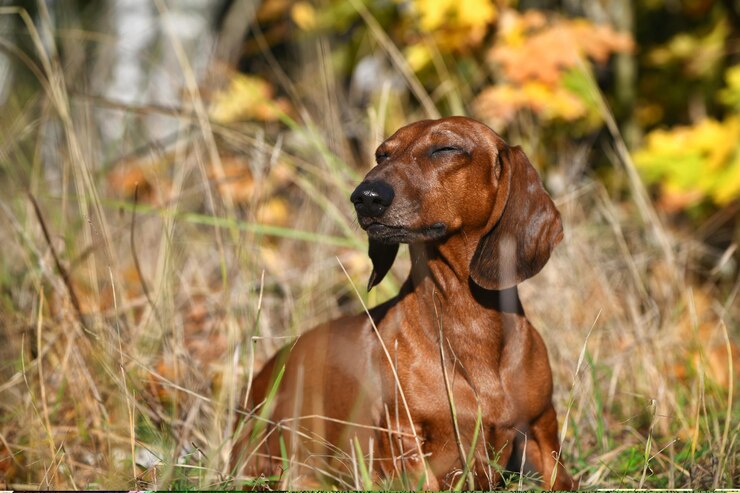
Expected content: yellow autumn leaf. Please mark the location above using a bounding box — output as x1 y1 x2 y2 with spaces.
457 0 496 30
474 81 586 130
634 116 740 209
713 152 740 205
415 0 452 31
412 0 496 48
256 196 290 227
522 81 586 121
497 9 546 46
719 65 740 109
291 1 317 31
210 73 289 123
404 43 433 72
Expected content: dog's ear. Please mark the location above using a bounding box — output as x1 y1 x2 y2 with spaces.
470 145 563 290
368 240 399 291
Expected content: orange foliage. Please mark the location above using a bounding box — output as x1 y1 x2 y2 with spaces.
207 156 256 204
490 11 633 86
473 9 633 130
209 70 292 124
107 155 172 206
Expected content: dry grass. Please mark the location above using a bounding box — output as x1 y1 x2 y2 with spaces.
0 4 737 490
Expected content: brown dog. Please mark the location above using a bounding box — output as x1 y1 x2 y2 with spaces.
232 116 574 490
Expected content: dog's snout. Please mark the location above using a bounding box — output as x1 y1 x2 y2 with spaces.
350 180 395 217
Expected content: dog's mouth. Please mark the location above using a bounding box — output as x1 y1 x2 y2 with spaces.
360 220 447 244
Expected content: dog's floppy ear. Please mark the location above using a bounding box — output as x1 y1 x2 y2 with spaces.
367 240 399 291
470 145 563 290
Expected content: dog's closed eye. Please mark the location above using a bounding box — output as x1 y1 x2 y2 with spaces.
430 146 465 157
375 152 390 164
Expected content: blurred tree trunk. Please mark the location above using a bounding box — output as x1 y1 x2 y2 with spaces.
720 0 740 69
610 0 639 149
99 0 218 143
215 0 259 66
0 15 16 108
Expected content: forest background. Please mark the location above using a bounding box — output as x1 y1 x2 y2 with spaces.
0 0 738 489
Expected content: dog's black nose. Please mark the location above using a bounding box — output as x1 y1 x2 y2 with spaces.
350 180 395 217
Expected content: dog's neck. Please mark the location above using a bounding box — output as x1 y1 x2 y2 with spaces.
406 239 524 317
399 240 527 370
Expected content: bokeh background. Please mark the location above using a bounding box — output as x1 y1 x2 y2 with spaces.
0 0 737 489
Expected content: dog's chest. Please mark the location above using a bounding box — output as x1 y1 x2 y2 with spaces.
390 313 546 429
443 333 524 427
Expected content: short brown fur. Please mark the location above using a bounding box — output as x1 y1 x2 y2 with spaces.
232 117 574 490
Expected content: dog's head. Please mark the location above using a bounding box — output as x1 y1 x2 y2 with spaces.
351 116 562 291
